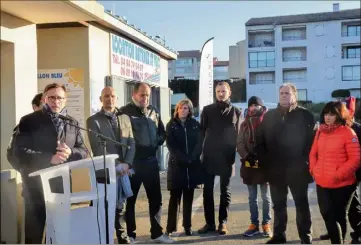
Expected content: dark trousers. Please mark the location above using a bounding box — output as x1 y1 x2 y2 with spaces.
115 201 129 243
270 181 312 242
203 172 231 226
23 182 46 244
317 184 356 244
349 188 361 240
166 188 195 233
125 159 163 239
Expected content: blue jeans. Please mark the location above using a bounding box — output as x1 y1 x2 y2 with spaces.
247 184 272 226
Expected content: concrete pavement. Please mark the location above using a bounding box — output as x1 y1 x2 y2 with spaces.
118 155 356 244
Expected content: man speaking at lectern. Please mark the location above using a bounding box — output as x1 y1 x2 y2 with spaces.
15 83 87 244
87 86 136 244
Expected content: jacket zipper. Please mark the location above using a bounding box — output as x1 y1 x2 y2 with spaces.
184 124 190 189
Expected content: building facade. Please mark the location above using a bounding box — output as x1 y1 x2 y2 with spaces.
229 40 246 80
245 6 360 103
168 50 229 81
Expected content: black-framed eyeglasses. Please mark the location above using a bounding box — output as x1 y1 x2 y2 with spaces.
47 96 66 102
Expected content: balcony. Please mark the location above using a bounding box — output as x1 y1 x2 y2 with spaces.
342 45 360 59
248 39 275 48
283 68 307 83
248 30 275 48
282 26 307 41
249 71 275 85
282 47 307 62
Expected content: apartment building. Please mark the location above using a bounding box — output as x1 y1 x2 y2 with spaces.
245 5 360 103
168 50 229 81
229 40 246 80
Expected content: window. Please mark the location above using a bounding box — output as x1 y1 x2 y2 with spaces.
248 51 275 68
175 58 193 66
249 72 275 84
342 65 360 81
283 69 307 83
297 89 307 101
346 47 361 59
125 82 135 104
347 25 361 37
283 48 306 61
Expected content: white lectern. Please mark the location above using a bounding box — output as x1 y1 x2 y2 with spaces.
29 154 118 244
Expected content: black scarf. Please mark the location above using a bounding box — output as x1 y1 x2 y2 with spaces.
216 98 232 115
43 103 67 142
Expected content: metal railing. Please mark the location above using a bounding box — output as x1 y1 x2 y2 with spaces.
282 33 306 41
342 53 361 59
342 75 361 81
248 39 275 48
342 30 360 37
283 56 307 62
283 78 307 83
249 59 275 68
249 79 275 85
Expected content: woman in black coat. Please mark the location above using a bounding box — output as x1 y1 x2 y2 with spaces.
166 99 203 236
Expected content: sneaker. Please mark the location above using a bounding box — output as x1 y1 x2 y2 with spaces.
129 237 136 244
243 224 260 237
262 224 272 238
151 234 175 244
218 224 228 235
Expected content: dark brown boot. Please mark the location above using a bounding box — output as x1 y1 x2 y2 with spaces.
218 224 228 235
198 224 216 234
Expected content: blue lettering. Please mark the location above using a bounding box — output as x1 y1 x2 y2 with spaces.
38 73 50 79
51 73 62 79
112 34 161 68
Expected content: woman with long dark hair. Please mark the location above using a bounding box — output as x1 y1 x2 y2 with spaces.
165 99 203 236
309 101 360 244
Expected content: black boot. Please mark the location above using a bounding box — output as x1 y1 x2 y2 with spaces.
198 224 216 234
320 233 330 240
185 228 193 236
266 235 287 244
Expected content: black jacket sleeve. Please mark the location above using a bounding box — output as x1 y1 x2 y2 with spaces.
15 116 54 172
157 115 166 146
68 120 88 161
86 117 106 157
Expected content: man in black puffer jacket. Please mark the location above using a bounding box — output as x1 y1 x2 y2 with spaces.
198 81 242 236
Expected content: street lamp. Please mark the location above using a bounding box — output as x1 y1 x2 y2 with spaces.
155 35 166 46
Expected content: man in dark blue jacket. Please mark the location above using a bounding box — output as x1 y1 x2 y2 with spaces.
121 82 173 244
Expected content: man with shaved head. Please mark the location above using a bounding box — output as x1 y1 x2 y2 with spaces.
86 86 135 244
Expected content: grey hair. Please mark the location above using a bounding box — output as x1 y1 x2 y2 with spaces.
279 82 298 101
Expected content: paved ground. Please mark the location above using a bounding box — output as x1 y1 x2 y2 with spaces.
115 155 355 244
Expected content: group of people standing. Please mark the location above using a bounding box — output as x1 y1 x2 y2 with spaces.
9 80 361 244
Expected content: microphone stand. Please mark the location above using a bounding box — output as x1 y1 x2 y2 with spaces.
64 120 129 244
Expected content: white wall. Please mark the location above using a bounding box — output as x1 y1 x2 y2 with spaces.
88 24 110 113
246 19 360 103
1 12 38 244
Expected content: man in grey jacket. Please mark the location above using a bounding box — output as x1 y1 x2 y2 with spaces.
86 86 135 244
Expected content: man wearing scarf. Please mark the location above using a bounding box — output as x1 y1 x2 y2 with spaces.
198 81 242 236
15 83 87 244
87 86 135 244
256 83 315 244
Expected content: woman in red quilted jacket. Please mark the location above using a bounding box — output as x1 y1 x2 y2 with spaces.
309 101 361 244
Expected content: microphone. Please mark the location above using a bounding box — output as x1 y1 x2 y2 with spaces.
57 114 73 121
